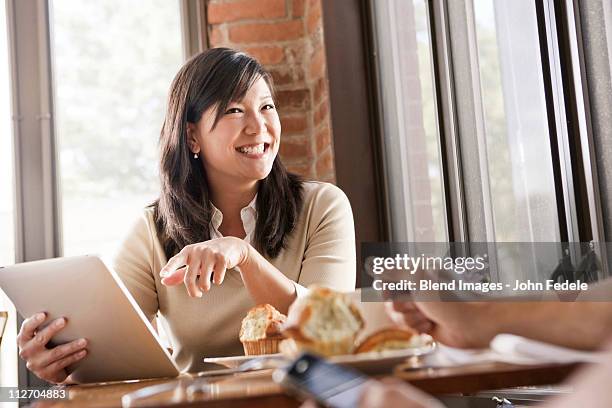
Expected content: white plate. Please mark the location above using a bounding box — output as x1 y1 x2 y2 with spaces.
203 335 436 374
203 353 284 369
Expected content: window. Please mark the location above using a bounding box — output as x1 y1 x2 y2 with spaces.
1 0 18 391
0 0 14 266
371 0 606 281
51 0 183 259
473 0 560 243
372 0 448 243
4 0 187 387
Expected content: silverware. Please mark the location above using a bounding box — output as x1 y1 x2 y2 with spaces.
196 355 289 378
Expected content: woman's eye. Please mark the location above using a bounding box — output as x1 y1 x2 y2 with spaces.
262 104 275 111
225 108 242 114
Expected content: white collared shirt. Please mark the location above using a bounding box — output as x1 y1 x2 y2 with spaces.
209 195 308 298
209 195 257 242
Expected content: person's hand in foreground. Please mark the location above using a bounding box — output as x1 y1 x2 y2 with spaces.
386 301 496 348
387 297 612 350
17 312 88 384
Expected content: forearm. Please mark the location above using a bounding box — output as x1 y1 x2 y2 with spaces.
239 244 297 314
494 301 612 350
541 341 612 408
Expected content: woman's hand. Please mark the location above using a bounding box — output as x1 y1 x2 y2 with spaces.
17 312 88 384
160 237 250 297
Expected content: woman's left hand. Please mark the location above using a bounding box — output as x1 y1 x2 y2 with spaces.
159 237 250 297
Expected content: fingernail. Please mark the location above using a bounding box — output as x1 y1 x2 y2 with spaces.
78 350 87 357
160 269 169 277
77 339 87 347
36 313 45 322
56 318 66 327
196 291 203 298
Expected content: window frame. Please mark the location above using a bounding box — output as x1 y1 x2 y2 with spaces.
5 0 193 387
324 0 608 272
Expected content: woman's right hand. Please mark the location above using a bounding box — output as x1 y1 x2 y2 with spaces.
17 312 88 384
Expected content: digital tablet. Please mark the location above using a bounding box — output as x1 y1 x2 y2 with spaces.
0 255 180 383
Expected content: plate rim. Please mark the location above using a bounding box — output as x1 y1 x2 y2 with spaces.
203 336 436 368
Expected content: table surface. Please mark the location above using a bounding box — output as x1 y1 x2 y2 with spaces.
31 361 580 408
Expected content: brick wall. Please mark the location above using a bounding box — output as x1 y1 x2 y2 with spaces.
207 0 335 182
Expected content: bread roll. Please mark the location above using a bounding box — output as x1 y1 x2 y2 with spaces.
354 328 417 353
282 286 364 356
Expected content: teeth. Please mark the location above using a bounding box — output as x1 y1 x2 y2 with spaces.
238 144 265 155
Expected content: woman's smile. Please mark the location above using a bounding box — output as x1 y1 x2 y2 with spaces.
235 142 271 159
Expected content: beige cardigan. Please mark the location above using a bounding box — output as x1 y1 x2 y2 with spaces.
112 181 356 372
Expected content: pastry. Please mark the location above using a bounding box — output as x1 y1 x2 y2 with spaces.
354 328 418 353
282 285 364 356
239 304 286 355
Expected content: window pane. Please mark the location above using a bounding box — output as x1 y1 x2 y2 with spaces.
373 0 448 242
474 0 560 243
51 0 183 258
0 0 14 266
1 0 19 391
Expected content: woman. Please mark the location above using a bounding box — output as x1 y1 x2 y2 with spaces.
17 48 356 383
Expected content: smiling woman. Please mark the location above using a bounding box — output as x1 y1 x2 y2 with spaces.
16 48 357 382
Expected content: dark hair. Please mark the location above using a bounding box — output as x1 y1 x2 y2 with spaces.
151 48 303 259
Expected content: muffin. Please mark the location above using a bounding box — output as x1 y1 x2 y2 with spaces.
282 286 364 356
354 328 418 353
239 304 286 355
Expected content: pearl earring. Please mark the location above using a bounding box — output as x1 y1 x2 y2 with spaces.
194 152 199 159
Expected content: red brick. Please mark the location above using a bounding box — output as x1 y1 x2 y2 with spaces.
209 26 225 46
318 172 336 183
285 43 306 63
229 20 304 44
281 115 308 133
316 148 334 176
207 0 286 24
313 77 326 104
286 162 313 177
309 46 325 79
306 0 322 35
314 99 328 124
315 127 331 154
277 89 310 111
269 65 305 86
243 45 285 65
292 0 305 17
280 137 313 160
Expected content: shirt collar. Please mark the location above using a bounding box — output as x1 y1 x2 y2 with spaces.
210 194 257 236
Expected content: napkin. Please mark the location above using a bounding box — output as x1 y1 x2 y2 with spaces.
422 334 604 367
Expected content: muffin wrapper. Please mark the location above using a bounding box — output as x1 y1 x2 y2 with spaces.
242 338 282 355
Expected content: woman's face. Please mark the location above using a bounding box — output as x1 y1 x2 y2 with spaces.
188 77 281 187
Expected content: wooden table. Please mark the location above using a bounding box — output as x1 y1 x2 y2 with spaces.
30 361 580 408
